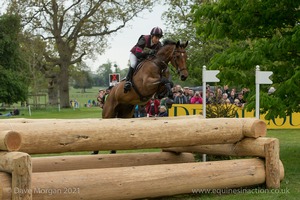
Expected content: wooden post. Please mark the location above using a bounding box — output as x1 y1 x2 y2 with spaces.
0 152 32 200
0 118 267 154
0 130 22 151
264 138 280 189
0 173 12 200
32 152 195 172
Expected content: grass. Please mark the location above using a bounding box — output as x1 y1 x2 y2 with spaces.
1 87 299 199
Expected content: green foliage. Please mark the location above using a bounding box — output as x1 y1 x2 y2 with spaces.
0 14 29 104
206 103 237 118
96 62 114 87
193 0 300 119
72 70 93 91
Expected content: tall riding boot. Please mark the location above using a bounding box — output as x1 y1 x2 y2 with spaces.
124 67 134 93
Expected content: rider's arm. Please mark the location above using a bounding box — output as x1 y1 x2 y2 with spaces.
135 36 153 59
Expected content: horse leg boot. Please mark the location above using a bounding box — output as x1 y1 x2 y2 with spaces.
124 67 134 93
164 81 174 99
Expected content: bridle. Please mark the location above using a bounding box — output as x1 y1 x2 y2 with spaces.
172 49 187 75
150 44 187 75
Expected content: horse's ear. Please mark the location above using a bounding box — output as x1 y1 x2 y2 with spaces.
184 41 189 48
176 41 180 48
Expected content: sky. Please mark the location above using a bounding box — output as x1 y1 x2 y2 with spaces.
84 4 168 72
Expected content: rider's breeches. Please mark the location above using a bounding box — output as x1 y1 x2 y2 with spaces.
129 53 138 69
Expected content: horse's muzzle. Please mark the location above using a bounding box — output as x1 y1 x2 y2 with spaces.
181 75 187 81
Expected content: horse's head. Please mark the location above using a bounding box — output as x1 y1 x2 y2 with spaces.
170 41 189 81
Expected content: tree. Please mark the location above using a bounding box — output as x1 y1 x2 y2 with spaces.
96 62 114 87
20 33 48 94
162 0 229 86
72 69 93 93
0 14 29 105
194 0 300 119
6 0 154 107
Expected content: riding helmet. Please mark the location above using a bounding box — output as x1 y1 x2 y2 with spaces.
150 27 163 38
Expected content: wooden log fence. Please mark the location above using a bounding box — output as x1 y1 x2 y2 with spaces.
0 117 283 200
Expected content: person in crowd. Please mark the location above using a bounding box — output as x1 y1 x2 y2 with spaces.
234 98 241 107
190 91 203 104
0 107 20 117
183 86 189 93
228 89 236 104
124 27 163 93
223 85 230 97
174 84 183 93
158 105 168 117
174 90 188 104
236 92 246 105
215 87 223 103
134 105 147 118
220 93 229 104
206 84 211 93
187 89 194 103
225 99 231 105
0 112 12 117
207 91 215 104
145 96 160 117
97 89 105 108
13 107 20 115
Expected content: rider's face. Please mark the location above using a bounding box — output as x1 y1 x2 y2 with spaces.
152 36 160 44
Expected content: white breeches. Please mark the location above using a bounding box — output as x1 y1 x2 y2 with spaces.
129 52 138 69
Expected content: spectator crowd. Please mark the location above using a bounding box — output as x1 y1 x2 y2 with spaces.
125 84 250 118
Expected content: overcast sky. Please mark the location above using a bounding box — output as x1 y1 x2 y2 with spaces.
84 4 168 71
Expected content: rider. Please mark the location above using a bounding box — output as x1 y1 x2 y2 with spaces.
124 27 163 93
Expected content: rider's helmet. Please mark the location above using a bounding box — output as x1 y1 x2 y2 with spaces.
150 27 163 38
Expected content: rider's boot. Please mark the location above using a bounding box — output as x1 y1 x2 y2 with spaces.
124 67 134 93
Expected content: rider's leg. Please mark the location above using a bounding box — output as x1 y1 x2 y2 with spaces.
124 53 137 93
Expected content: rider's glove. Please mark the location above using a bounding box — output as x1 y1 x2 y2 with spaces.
149 49 156 55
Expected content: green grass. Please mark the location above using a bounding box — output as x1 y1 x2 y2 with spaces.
1 87 299 199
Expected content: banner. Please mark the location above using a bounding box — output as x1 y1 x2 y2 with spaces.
168 104 300 129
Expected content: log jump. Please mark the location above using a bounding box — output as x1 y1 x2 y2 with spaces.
0 117 266 154
0 117 283 200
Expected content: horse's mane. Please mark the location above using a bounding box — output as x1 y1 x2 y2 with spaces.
162 39 177 46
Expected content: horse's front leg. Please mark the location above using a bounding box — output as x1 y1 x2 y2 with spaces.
102 101 117 118
157 77 174 99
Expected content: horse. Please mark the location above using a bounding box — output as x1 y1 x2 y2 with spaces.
102 39 189 119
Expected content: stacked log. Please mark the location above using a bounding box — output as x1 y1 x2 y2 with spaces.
0 158 284 200
0 117 266 154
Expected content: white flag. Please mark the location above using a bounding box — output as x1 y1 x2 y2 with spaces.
203 70 220 82
256 71 273 84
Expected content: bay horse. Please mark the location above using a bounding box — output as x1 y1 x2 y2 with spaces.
102 39 189 118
